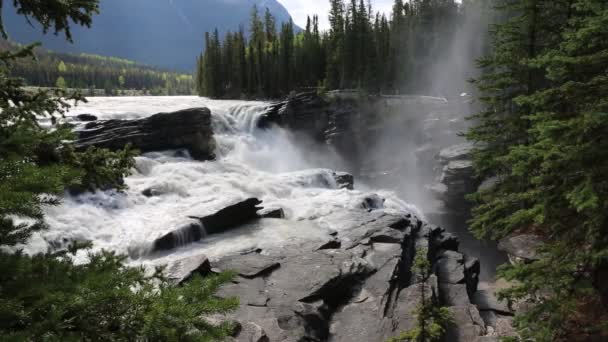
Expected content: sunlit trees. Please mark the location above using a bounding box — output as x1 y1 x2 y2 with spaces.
0 0 237 339
196 0 465 98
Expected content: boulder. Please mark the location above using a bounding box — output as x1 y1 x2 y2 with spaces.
75 107 216 160
431 143 479 210
333 171 354 190
438 142 474 163
165 253 211 284
152 221 205 252
142 187 163 197
152 198 264 252
257 207 285 219
498 234 544 263
75 113 98 122
189 198 263 235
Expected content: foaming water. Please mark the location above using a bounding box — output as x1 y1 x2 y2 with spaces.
25 96 422 265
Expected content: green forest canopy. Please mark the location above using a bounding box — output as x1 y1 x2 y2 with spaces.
196 0 491 99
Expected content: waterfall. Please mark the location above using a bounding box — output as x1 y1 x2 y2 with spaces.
23 96 421 266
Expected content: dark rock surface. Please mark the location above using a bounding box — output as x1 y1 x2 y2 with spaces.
257 207 285 219
163 204 502 342
153 221 205 252
75 113 98 122
431 143 478 210
165 253 211 284
190 198 263 235
152 198 264 252
498 234 544 263
75 107 216 160
333 171 354 190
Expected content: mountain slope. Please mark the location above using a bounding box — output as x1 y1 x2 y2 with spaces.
2 0 295 71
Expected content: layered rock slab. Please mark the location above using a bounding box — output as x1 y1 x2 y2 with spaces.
198 207 480 341
75 107 216 160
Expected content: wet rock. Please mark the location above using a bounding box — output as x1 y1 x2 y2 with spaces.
75 107 216 160
317 237 342 250
190 198 263 235
358 194 385 210
152 221 205 252
142 187 163 197
440 160 475 203
498 234 544 263
153 199 264 252
333 171 354 190
434 231 460 251
433 143 479 210
75 113 98 122
257 207 285 219
464 255 481 295
438 142 474 163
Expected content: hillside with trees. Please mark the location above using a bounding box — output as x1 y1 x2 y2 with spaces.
2 0 296 70
0 40 195 95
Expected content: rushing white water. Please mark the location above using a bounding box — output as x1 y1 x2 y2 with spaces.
24 96 421 265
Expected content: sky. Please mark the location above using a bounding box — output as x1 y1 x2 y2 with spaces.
277 0 395 31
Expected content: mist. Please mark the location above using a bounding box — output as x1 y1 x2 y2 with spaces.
359 1 491 213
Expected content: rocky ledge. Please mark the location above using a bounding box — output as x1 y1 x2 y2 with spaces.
74 108 216 161
165 203 513 341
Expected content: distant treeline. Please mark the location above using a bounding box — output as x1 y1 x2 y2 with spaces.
196 0 489 99
1 40 195 95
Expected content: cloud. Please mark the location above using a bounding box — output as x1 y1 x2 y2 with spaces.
277 0 395 30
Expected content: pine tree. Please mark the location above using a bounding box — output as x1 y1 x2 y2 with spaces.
1 1 237 339
467 0 607 339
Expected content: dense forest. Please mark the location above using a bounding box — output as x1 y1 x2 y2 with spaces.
0 40 195 95
467 0 608 340
196 0 489 99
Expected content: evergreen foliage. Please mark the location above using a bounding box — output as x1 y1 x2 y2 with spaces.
196 0 485 99
388 248 452 342
0 0 237 340
467 0 608 339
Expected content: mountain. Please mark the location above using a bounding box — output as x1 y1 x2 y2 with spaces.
2 0 295 71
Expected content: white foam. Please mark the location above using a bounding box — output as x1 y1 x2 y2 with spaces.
24 96 421 265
